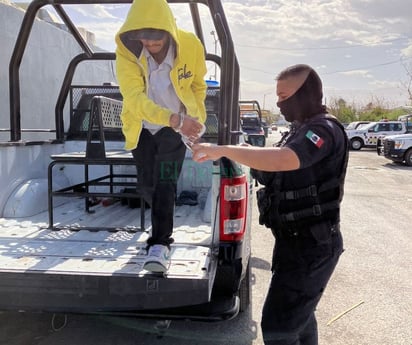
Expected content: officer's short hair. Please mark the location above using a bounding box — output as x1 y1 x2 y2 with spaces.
277 64 325 119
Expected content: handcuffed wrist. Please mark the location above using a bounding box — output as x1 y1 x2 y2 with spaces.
174 112 184 132
169 113 180 132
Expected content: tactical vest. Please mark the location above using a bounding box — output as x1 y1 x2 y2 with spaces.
255 114 349 231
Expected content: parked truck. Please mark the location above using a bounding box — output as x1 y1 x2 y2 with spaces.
397 114 412 132
374 115 412 166
0 0 252 321
377 133 412 166
345 120 408 150
239 100 266 147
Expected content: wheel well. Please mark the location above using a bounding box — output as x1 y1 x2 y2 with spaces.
350 136 364 143
350 136 364 150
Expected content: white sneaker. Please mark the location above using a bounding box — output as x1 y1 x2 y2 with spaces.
144 244 171 273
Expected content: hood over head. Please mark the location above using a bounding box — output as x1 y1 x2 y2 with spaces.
116 0 178 57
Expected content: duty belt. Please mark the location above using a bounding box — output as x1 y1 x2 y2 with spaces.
279 178 340 201
273 222 340 239
279 200 340 223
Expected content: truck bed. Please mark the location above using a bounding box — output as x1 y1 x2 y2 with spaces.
0 198 216 312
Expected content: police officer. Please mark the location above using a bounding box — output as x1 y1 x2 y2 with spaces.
192 64 349 345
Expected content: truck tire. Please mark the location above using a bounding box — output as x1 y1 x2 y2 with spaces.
405 149 412 166
238 260 251 312
350 137 363 150
376 138 382 154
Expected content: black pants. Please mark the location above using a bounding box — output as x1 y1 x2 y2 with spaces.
132 128 186 248
261 222 344 345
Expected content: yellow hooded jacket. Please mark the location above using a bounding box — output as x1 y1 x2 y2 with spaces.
115 0 207 150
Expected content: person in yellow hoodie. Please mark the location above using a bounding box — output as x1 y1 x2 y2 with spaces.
115 0 207 273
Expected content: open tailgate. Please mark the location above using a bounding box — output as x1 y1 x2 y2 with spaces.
0 218 217 312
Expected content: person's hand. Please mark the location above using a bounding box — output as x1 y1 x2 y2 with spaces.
180 115 204 141
192 143 222 162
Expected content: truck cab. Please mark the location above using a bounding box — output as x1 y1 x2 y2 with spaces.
0 0 252 321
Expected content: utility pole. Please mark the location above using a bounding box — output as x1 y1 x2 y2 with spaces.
263 92 271 110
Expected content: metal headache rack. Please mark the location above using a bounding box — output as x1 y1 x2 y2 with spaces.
9 0 240 146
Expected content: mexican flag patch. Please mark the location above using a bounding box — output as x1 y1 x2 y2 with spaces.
306 130 324 148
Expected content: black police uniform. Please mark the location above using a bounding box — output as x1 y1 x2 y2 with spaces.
255 114 349 345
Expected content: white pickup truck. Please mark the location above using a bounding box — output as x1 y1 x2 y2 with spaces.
0 0 252 321
377 133 412 166
345 121 408 150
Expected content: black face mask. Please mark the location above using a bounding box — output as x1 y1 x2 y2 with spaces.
277 92 302 123
277 70 327 123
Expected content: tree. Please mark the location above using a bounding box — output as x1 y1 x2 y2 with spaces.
400 60 412 105
327 98 358 123
327 96 407 123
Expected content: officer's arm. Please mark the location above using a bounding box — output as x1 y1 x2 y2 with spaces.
192 144 300 172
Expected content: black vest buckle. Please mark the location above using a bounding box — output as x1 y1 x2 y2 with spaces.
313 204 322 216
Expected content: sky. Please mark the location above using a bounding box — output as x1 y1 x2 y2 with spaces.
13 0 412 112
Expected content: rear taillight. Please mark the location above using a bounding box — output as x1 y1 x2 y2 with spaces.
219 175 248 242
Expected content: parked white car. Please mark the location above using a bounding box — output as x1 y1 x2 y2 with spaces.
345 121 407 150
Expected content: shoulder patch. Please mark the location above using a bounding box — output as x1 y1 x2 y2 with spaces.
305 130 324 148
